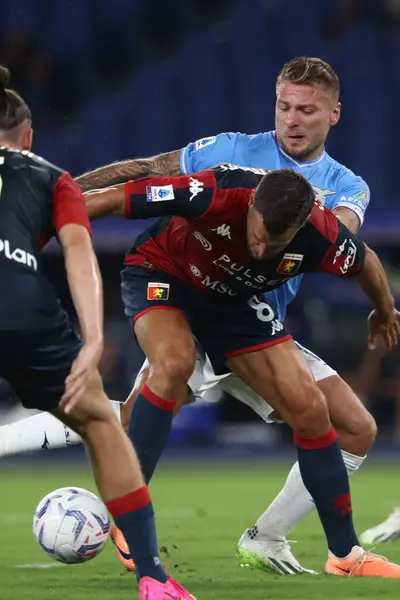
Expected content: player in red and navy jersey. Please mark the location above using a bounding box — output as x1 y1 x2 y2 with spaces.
85 164 400 578
0 66 194 600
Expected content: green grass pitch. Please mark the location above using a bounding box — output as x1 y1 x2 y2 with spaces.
1 460 400 599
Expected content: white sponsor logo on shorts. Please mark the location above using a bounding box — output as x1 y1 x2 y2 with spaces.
248 296 284 334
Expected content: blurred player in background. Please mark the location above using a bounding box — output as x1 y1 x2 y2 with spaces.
75 57 377 575
0 66 194 600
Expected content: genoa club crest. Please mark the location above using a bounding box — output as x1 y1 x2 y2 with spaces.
147 282 170 300
277 253 304 275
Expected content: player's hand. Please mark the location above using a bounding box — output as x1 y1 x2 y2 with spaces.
367 308 400 351
60 340 103 413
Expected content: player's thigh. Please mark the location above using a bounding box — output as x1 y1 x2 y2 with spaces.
226 339 328 430
196 294 313 424
197 294 291 376
121 266 196 376
0 313 82 413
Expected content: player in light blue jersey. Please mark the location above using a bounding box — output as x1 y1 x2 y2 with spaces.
55 58 380 576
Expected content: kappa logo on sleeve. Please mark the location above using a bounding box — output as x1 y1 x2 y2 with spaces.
147 282 170 300
189 177 204 201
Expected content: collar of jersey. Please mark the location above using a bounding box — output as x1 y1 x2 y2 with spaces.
272 131 326 167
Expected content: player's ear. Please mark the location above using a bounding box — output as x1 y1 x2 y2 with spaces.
248 190 256 208
330 102 341 127
21 126 33 151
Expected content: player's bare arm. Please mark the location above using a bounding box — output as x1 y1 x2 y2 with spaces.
84 184 126 219
75 150 181 192
58 224 104 410
358 246 400 350
333 207 360 234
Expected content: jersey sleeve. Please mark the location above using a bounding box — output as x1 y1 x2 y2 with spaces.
180 133 238 174
52 172 91 234
313 206 366 277
124 171 216 219
332 174 370 226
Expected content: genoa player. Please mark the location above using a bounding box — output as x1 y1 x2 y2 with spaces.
83 163 400 578
0 66 194 600
76 57 376 574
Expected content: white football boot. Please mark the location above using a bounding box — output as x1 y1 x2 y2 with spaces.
236 526 317 575
360 508 400 544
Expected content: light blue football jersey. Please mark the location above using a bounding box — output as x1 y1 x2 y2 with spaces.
180 131 370 321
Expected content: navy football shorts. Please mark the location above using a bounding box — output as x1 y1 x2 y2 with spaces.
0 308 82 412
121 266 291 375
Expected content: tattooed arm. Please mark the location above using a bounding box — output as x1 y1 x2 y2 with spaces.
75 150 182 192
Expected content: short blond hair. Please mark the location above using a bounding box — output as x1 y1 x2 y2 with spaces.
277 57 340 99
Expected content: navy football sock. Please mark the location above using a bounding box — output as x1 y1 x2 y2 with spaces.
295 426 359 558
128 384 175 483
107 486 167 583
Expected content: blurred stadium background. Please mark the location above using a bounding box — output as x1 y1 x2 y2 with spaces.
1 0 400 455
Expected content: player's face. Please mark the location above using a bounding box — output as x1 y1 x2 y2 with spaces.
275 81 341 161
246 205 297 260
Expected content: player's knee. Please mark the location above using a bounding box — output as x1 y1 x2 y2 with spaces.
79 406 121 445
150 342 196 385
350 411 377 455
290 383 330 437
61 373 115 434
362 411 377 448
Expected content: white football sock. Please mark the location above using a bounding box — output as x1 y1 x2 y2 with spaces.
0 400 121 457
253 450 366 539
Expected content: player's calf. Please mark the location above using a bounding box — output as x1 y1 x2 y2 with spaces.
54 371 170 584
228 340 360 558
318 375 377 457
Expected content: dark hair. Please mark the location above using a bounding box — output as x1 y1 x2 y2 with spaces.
0 66 32 131
253 169 315 234
277 56 340 99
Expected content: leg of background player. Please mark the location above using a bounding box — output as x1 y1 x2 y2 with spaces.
0 401 122 455
360 508 400 545
238 375 377 574
228 340 400 577
53 369 195 599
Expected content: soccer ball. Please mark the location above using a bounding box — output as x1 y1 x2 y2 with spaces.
33 486 111 564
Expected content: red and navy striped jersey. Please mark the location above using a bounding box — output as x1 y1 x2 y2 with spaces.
0 146 90 273
124 165 365 300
